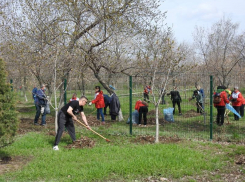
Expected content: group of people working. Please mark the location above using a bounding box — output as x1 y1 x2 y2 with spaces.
32 84 120 151
32 83 245 150
213 86 245 126
164 85 245 126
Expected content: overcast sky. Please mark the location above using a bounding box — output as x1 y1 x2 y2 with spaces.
159 0 245 43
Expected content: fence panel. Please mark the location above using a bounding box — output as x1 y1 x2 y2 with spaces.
61 72 245 142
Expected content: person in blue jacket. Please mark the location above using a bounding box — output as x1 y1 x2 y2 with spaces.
103 94 111 115
34 84 47 126
32 85 38 104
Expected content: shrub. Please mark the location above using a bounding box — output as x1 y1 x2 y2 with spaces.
0 58 19 147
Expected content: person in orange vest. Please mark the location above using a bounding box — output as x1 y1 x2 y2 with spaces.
240 94 245 117
143 85 152 102
135 100 148 126
213 86 230 126
229 86 243 121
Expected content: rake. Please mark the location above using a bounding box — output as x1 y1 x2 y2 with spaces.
75 119 110 142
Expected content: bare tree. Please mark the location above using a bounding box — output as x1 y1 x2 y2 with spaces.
193 17 245 86
136 25 189 143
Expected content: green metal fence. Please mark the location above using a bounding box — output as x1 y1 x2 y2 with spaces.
16 71 245 143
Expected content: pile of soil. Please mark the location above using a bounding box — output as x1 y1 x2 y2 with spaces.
0 156 12 164
235 155 245 165
183 109 202 118
148 109 158 116
65 136 95 149
132 135 181 144
147 118 166 125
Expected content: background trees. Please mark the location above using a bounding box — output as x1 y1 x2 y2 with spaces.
1 0 165 101
193 17 245 87
1 1 245 143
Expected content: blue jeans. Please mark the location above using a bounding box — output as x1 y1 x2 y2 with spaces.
97 108 105 121
34 104 46 124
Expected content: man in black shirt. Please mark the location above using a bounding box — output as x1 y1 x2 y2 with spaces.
167 87 182 115
53 96 90 150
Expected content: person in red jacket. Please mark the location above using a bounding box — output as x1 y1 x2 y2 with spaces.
69 93 79 102
240 95 245 117
135 100 148 126
143 85 152 103
89 86 105 124
230 86 243 120
213 86 230 126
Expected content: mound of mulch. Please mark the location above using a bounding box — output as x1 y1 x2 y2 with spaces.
132 135 181 144
65 136 95 149
235 155 245 165
183 109 202 118
0 156 12 164
148 109 158 116
147 118 166 125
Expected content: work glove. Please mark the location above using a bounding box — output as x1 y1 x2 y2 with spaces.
88 102 92 106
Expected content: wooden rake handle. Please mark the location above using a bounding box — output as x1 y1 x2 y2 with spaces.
75 119 110 142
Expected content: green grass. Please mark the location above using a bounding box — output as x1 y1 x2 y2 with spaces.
0 132 228 182
16 90 245 142
1 91 245 181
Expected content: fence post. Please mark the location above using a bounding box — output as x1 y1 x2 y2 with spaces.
10 79 13 91
64 79 67 105
129 76 132 135
210 75 213 141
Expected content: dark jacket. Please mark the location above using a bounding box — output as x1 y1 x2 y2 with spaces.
109 93 120 116
103 94 111 105
35 89 47 106
32 87 38 100
169 91 181 102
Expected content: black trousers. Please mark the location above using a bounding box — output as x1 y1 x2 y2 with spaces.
161 95 165 104
143 93 149 101
172 101 181 114
139 106 148 125
216 106 225 125
240 104 244 117
233 106 240 120
54 111 76 146
196 102 203 113
111 114 117 120
104 103 110 115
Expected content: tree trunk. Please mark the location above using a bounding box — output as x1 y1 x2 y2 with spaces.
155 106 159 143
94 72 114 94
81 76 85 96
23 76 28 102
54 52 58 133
